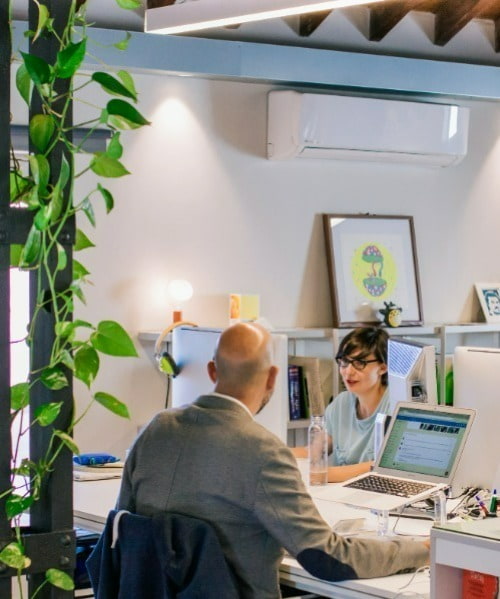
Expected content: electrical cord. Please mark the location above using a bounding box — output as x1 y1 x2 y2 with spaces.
391 566 430 599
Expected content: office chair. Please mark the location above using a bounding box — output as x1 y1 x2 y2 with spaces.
87 510 239 598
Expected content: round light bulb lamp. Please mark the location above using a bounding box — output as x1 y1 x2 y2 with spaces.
167 279 193 323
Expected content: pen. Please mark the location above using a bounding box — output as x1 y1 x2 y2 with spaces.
475 495 490 517
489 489 497 514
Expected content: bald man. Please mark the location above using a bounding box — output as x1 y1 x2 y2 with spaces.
118 323 428 598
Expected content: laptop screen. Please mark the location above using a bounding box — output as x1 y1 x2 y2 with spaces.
377 404 473 478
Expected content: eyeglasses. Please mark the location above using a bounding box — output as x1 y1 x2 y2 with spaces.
335 356 380 371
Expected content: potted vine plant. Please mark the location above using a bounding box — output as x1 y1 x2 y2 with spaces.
3 0 145 595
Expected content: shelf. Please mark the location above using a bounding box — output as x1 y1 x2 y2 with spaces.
440 323 500 334
138 327 333 342
287 419 309 430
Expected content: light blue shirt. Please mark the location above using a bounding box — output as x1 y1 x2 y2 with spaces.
324 388 390 466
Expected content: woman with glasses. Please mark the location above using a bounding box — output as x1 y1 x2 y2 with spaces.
293 326 389 482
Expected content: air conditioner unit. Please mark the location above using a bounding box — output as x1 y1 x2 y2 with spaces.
267 91 469 167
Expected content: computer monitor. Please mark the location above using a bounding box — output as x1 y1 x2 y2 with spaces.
387 338 438 414
452 346 500 493
171 326 289 442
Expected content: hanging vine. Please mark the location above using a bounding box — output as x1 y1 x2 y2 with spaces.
4 0 144 593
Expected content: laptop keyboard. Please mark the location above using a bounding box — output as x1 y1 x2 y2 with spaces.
345 474 435 498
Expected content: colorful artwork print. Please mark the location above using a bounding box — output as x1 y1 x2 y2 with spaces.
351 242 397 300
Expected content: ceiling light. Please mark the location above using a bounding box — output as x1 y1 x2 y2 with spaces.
145 0 386 35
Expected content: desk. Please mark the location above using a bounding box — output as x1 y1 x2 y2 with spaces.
73 479 431 598
431 519 500 598
74 478 121 533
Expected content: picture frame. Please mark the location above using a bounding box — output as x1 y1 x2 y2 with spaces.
322 214 423 328
474 283 500 323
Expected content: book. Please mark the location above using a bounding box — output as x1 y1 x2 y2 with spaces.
287 364 303 420
462 569 499 598
289 356 333 416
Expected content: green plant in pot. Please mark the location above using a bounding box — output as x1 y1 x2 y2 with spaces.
4 0 145 594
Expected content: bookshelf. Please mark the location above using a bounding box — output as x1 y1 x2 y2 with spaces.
137 323 500 446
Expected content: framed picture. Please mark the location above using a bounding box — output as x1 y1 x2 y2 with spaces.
322 214 423 327
475 283 500 323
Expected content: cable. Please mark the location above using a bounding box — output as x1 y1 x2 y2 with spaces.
391 566 430 599
165 375 171 409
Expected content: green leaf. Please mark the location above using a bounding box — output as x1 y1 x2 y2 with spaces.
90 321 138 357
16 63 31 105
10 245 23 267
32 2 50 42
82 197 96 227
114 32 132 52
59 349 75 371
24 185 41 211
19 226 42 268
40 366 68 390
9 170 32 204
21 51 51 85
106 99 150 129
34 402 63 426
94 391 130 419
56 242 68 271
74 229 95 251
46 568 75 591
115 0 142 9
29 114 55 152
11 382 29 410
90 153 130 178
74 346 100 388
71 281 87 305
97 184 114 213
0 542 31 570
92 72 137 101
29 154 50 196
73 259 91 280
106 133 123 159
34 203 50 231
54 430 79 454
13 459 35 477
56 40 86 79
6 494 35 519
117 70 137 98
53 153 71 195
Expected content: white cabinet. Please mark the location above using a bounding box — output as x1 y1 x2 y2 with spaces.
431 521 500 598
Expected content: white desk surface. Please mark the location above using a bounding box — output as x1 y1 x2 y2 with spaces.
73 478 431 598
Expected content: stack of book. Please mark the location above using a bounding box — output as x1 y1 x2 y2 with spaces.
287 356 333 421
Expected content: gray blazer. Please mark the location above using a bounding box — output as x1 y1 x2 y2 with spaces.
117 394 427 598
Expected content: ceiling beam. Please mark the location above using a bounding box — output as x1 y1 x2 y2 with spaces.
10 19 500 101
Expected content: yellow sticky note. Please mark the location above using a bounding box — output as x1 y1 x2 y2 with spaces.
229 294 259 323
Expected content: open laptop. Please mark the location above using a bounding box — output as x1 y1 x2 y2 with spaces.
312 402 475 511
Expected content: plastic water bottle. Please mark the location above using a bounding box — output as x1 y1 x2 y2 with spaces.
308 415 328 486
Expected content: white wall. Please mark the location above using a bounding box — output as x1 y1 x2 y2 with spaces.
11 69 500 456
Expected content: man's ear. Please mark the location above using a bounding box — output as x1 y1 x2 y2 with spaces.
266 365 278 391
207 360 217 383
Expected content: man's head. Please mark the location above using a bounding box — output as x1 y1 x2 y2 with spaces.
207 323 278 415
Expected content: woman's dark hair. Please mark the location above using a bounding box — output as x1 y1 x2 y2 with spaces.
336 326 389 386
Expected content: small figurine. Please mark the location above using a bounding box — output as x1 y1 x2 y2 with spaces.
379 301 402 328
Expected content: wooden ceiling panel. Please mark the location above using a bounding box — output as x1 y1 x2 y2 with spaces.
146 0 500 52
297 11 331 37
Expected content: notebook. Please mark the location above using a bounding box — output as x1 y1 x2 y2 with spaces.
314 402 475 511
